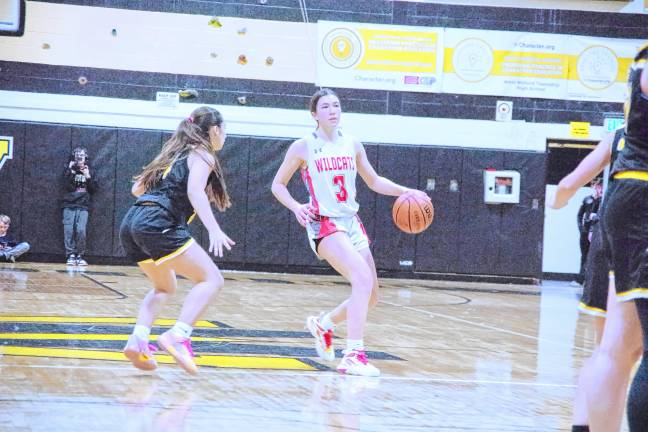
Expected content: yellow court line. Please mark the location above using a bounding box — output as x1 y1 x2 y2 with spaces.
0 316 218 328
0 346 317 371
0 333 237 342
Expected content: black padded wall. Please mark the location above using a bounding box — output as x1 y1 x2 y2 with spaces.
244 138 292 265
0 122 26 242
457 150 505 275
0 120 547 279
23 124 71 255
416 147 463 274
496 151 546 277
113 129 162 256
206 135 250 265
373 145 421 271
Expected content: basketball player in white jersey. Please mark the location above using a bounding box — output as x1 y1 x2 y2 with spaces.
271 88 431 376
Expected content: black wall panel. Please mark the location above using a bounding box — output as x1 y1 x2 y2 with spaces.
0 122 26 243
416 147 463 273
206 136 249 265
373 145 421 271
23 124 71 255
112 129 162 256
71 126 117 256
245 138 292 265
496 152 546 277
457 150 505 274
4 118 547 278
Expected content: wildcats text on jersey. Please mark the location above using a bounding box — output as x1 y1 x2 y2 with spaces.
314 155 356 173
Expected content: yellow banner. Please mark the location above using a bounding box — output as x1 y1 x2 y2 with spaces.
355 29 438 73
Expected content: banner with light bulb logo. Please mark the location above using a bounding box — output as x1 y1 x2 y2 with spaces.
317 20 444 93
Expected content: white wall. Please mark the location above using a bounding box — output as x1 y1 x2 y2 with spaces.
0 90 607 153
542 185 593 274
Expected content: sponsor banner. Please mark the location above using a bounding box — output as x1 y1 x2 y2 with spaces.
317 21 444 93
443 28 568 99
567 36 644 102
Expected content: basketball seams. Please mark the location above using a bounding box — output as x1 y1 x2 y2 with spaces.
405 198 413 233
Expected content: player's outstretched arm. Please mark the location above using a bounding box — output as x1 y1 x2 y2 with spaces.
187 150 234 257
355 139 430 202
548 132 613 210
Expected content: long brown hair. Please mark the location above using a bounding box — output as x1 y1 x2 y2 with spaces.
309 88 338 114
135 106 231 211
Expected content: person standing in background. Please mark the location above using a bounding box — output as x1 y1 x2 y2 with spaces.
574 179 603 285
62 147 97 266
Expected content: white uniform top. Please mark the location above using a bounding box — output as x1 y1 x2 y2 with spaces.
301 130 360 218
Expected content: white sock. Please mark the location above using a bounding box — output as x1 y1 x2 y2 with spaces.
346 339 364 352
319 313 335 331
133 325 151 341
171 321 193 339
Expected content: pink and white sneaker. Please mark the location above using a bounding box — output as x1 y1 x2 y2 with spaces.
123 334 158 371
336 349 380 377
157 330 198 375
306 314 335 361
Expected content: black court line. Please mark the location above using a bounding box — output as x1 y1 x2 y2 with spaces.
0 267 39 272
54 270 128 277
0 339 402 361
80 273 127 299
420 285 541 297
0 323 319 338
208 320 233 329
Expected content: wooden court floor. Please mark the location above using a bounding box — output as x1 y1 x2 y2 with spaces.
0 262 602 431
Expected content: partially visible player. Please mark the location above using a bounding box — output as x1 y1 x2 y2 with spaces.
120 106 234 374
271 88 430 376
548 126 631 432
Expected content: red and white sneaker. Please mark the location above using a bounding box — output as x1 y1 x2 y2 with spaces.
123 334 158 371
336 349 380 377
306 314 335 361
157 330 198 375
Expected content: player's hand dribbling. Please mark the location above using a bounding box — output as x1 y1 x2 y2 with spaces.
293 203 316 227
208 227 235 257
402 189 431 203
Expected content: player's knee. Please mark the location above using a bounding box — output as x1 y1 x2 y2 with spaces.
598 342 638 368
154 285 175 296
350 269 373 297
206 270 224 293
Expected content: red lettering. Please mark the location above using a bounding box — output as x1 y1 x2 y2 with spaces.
342 157 348 170
315 159 324 173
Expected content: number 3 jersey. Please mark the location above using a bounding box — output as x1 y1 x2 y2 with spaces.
301 130 360 218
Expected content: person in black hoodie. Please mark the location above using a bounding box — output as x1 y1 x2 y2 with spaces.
575 179 603 285
62 147 96 266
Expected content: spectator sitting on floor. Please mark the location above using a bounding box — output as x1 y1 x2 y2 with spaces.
0 214 30 263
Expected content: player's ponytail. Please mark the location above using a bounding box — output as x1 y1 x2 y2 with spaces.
134 106 231 211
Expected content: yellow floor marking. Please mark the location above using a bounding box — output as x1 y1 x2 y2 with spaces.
0 316 218 328
0 333 237 342
0 346 317 371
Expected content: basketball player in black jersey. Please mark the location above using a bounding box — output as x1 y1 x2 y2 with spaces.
548 126 640 432
580 44 648 432
120 106 234 374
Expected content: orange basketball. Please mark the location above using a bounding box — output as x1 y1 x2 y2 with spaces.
392 194 434 234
